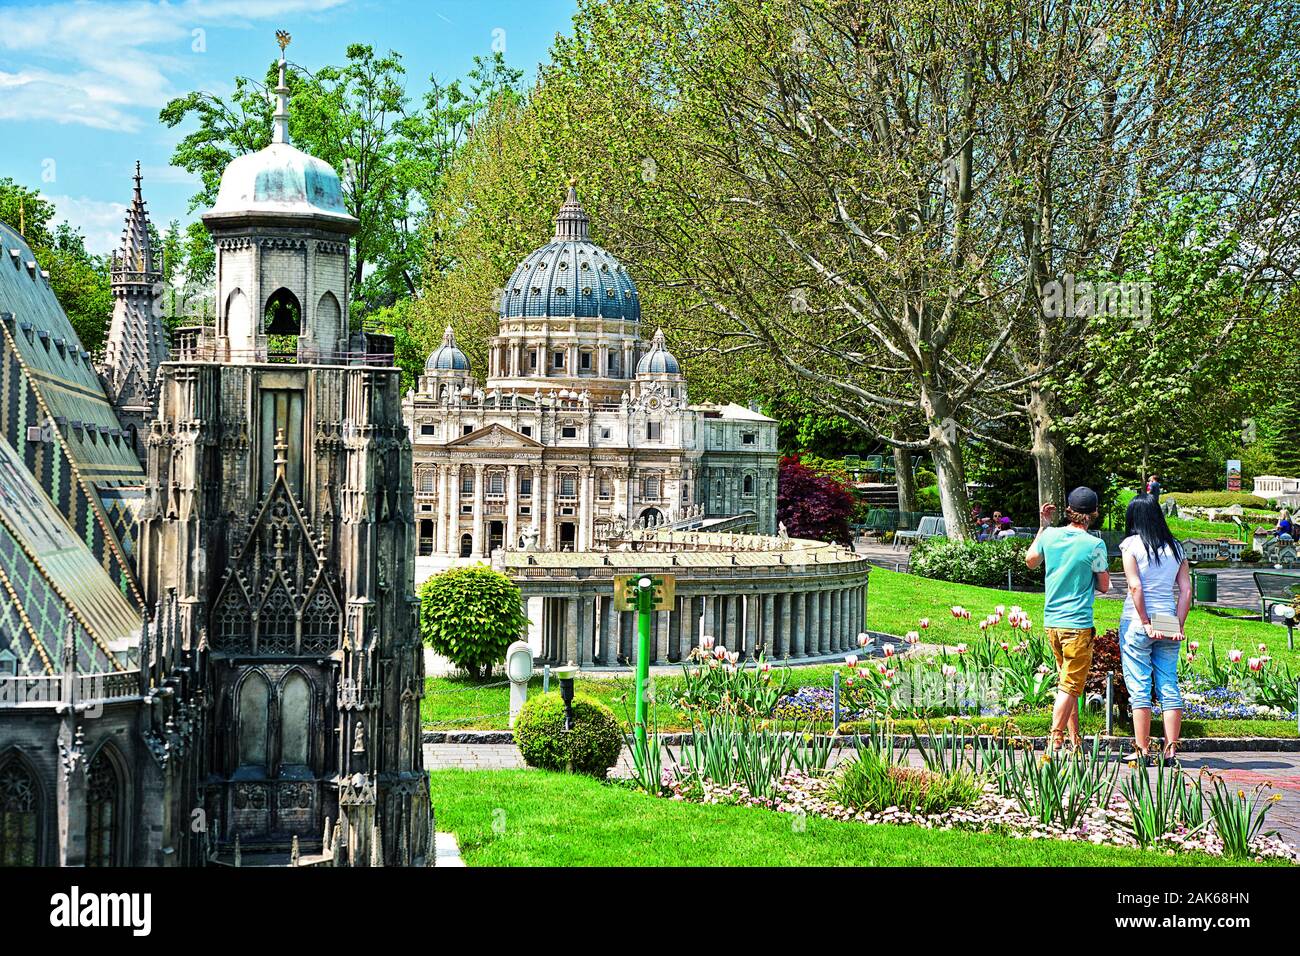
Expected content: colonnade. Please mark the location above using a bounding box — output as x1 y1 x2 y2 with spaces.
527 581 869 666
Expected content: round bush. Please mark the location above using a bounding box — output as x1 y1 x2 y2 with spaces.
514 692 623 778
418 565 529 679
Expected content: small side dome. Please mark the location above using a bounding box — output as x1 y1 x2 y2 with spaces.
636 328 681 375
426 325 470 372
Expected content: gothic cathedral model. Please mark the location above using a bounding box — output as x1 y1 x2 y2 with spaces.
0 36 430 867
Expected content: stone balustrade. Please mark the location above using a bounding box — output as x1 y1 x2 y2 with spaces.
496 530 871 667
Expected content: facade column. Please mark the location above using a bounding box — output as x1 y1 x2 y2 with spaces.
619 608 634 662
471 463 485 556
579 594 595 666
701 595 716 643
530 465 543 535
436 463 450 553
722 595 739 652
760 593 776 659
669 598 683 662
655 605 670 663
743 593 759 661
506 464 519 550
543 465 557 551
578 467 593 551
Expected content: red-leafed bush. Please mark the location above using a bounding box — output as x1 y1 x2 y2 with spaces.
777 455 856 545
1087 627 1129 712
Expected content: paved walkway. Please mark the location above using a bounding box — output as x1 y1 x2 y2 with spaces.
424 742 1300 846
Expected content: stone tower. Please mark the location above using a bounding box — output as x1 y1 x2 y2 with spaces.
101 161 168 466
137 37 431 866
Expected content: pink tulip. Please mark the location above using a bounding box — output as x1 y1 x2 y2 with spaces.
1258 643 1269 653
858 668 871 679
919 618 931 629
956 644 968 655
1228 649 1243 663
844 654 858 667
857 632 872 647
1000 641 1009 651
1187 640 1199 652
979 620 989 631
701 635 715 650
951 606 964 617
905 630 920 645
761 662 772 673
727 651 739 665
845 676 855 686
883 644 896 658
1020 619 1032 631
941 664 957 678
1248 657 1264 672
996 604 1006 615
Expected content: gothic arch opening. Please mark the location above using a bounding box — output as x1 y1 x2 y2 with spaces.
316 291 342 354
237 671 271 770
264 287 302 362
0 749 43 866
225 287 251 354
85 743 126 867
279 672 312 770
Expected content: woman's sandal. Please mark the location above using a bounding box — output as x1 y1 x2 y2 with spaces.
1122 749 1151 765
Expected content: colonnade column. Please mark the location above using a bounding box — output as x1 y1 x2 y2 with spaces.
819 591 831 655
743 594 759 660
543 465 557 551
760 593 776 658
680 595 697 658
789 592 805 658
600 596 618 665
437 464 451 553
579 594 595 666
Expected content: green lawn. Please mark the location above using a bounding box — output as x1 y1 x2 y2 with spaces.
423 567 1298 735
431 768 1254 867
868 567 1300 671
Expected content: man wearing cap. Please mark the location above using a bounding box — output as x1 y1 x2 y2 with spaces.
1025 487 1111 750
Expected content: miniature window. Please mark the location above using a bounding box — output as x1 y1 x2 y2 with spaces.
742 431 757 445
646 421 662 441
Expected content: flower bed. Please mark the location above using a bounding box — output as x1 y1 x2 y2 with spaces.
660 767 1297 863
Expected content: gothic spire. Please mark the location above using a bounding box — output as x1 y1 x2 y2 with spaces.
101 163 168 457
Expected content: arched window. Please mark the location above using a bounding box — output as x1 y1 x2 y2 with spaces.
85 746 122 867
743 474 755 496
418 519 435 556
418 468 436 495
280 673 312 768
0 752 41 866
459 533 473 558
264 287 302 362
237 673 271 769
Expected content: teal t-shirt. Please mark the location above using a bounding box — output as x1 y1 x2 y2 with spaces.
1036 525 1109 629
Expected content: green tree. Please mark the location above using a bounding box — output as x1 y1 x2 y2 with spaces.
418 565 529 679
0 179 112 354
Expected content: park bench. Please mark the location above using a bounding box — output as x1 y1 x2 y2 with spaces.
862 508 899 538
894 514 942 550
1253 570 1300 621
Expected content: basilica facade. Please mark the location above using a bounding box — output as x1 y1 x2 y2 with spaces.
405 186 779 560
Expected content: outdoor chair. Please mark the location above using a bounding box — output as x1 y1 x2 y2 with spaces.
1253 570 1300 621
894 514 939 550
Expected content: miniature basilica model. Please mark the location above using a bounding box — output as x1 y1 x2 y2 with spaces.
405 185 779 560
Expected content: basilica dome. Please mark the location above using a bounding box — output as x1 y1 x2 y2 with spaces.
426 326 470 372
636 328 682 375
499 185 640 323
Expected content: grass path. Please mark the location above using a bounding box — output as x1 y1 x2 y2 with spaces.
431 768 1254 867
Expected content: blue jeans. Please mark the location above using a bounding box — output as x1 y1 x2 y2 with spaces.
1117 615 1184 711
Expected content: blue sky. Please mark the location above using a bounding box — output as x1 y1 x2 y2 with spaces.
0 0 579 253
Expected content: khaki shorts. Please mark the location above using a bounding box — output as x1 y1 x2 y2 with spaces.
1045 627 1095 697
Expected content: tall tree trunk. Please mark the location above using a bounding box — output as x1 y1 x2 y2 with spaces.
893 445 918 513
924 394 972 540
1028 385 1065 515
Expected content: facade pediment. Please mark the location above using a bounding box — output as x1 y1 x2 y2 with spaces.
447 423 543 449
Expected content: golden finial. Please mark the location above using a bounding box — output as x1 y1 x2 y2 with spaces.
276 30 292 52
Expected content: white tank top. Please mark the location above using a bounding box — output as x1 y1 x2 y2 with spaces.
1119 536 1184 617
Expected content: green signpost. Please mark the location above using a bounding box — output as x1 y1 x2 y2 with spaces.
614 573 675 764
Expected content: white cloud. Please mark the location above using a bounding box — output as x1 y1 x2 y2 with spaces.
0 0 350 132
47 194 128 255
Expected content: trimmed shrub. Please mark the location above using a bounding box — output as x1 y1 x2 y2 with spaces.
909 536 1043 588
418 564 529 679
1163 491 1273 510
514 692 623 778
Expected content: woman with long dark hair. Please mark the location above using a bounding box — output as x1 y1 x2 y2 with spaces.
1118 493 1192 763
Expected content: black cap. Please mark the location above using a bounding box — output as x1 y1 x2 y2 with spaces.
1067 486 1099 513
